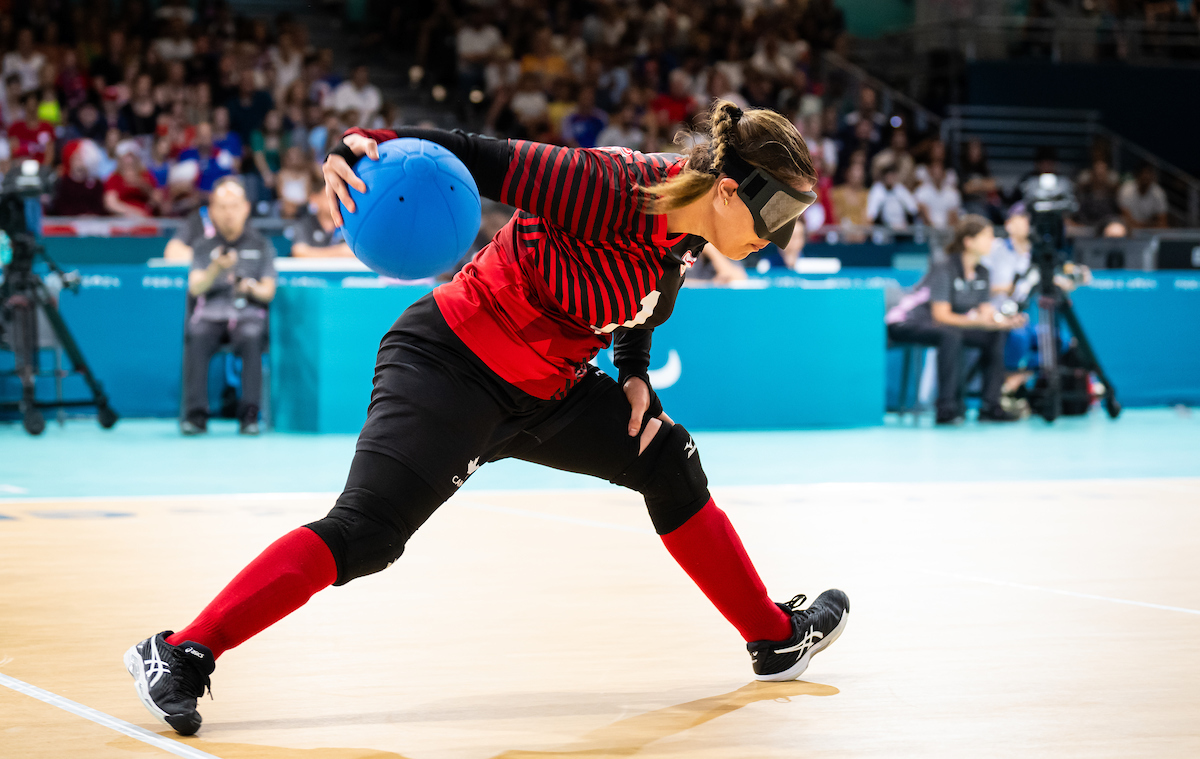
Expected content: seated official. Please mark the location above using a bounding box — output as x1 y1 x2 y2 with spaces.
885 214 1026 424
287 182 354 258
182 177 277 435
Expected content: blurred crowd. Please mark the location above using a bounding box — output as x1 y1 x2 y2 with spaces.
0 1 394 221
429 0 1171 241
0 0 1178 235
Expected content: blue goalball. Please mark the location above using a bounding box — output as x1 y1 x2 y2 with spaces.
338 138 482 280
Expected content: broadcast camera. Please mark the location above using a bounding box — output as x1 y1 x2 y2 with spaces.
1017 173 1119 422
0 160 118 435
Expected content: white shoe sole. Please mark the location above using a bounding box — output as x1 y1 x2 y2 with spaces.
754 609 849 682
124 643 171 726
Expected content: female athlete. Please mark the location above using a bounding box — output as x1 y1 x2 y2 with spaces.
125 99 850 735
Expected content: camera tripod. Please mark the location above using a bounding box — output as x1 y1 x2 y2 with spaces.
1024 238 1121 423
0 230 118 435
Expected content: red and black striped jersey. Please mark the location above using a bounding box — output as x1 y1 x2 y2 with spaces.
342 128 705 399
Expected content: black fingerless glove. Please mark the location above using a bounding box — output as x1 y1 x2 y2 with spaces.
326 138 359 167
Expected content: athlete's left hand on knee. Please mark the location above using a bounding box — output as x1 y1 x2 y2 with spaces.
622 377 650 437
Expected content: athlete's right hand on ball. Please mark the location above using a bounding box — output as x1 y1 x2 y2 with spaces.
325 134 380 226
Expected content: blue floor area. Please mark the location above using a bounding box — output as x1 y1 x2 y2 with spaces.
1 408 1197 500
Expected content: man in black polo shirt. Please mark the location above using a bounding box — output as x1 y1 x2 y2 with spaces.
287 183 354 258
182 177 276 435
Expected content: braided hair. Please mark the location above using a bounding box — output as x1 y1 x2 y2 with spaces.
639 99 816 214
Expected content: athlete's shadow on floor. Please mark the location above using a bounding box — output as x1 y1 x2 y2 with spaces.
110 680 837 758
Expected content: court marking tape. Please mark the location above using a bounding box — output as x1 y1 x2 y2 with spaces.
0 672 222 759
923 569 1200 616
457 500 656 536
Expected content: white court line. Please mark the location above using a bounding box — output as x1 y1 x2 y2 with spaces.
457 500 656 535
923 569 1200 616
0 673 222 759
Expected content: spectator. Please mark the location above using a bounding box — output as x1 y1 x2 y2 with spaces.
914 139 957 186
1118 163 1169 228
837 118 878 178
596 100 645 150
63 101 108 143
1 74 23 126
802 112 839 179
867 164 919 231
650 69 699 134
914 162 961 231
211 107 243 168
984 204 1033 308
705 68 748 111
147 134 173 187
545 79 576 141
226 70 274 145
55 49 90 112
250 109 289 193
484 44 521 98
561 86 608 149
118 74 159 136
457 10 503 93
275 146 316 219
94 126 121 180
269 31 304 101
1073 158 1121 227
51 140 105 216
178 122 237 196
840 85 885 146
831 159 870 233
520 27 569 88
959 139 1004 223
886 214 1025 424
103 142 159 217
90 30 128 89
504 71 550 128
3 28 46 92
8 91 56 165
871 127 915 187
182 177 276 435
331 65 381 127
289 182 353 257
152 18 195 63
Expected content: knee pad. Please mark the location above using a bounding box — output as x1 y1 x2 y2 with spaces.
305 487 413 586
615 423 710 535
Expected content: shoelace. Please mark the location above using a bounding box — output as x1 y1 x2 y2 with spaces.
170 650 214 700
783 594 808 613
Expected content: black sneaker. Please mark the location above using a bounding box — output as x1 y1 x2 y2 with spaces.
180 419 207 435
978 405 1019 422
747 590 850 682
935 409 964 425
124 632 215 735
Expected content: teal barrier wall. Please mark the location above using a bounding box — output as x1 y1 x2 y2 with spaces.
269 284 887 432
16 266 1199 427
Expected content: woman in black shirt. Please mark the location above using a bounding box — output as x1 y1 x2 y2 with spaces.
886 214 1026 424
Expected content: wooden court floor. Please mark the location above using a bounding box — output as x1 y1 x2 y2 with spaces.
2 479 1198 758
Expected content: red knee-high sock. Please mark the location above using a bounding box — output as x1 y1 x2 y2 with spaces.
167 527 337 658
660 499 792 643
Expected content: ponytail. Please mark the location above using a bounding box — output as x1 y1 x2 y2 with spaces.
638 99 816 214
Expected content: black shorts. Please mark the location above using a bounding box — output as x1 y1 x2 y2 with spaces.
355 293 652 501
